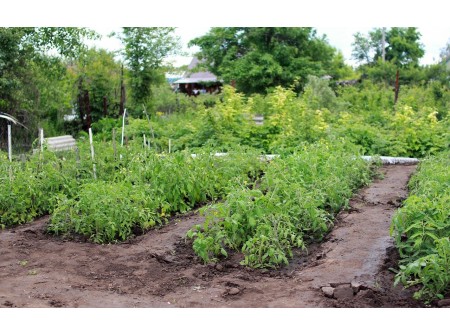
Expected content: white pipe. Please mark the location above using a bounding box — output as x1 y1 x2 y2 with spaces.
188 153 419 164
361 156 419 164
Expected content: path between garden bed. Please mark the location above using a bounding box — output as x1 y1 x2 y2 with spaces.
0 164 423 308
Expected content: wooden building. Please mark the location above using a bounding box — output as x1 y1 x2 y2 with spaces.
174 57 222 96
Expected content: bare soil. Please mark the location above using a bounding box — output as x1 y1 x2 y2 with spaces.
0 164 430 308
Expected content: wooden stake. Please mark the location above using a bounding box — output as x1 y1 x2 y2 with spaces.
169 139 172 154
7 124 12 162
121 108 127 147
39 128 44 152
394 70 400 105
38 128 44 172
89 128 97 179
7 124 12 181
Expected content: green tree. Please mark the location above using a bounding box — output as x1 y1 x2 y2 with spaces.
0 27 97 148
114 27 181 112
351 27 425 68
70 48 123 129
189 27 349 94
386 28 425 67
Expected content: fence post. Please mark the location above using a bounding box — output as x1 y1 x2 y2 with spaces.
394 70 400 105
39 128 44 152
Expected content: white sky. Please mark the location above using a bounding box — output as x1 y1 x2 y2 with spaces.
91 26 449 68
2 0 450 68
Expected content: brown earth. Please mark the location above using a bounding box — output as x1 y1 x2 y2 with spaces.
0 164 432 308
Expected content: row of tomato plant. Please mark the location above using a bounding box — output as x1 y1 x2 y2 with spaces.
1 140 266 244
390 151 450 301
187 141 377 268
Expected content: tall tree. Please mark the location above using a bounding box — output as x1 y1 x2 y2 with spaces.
114 27 181 112
0 27 98 147
189 27 348 94
69 48 122 130
351 27 425 68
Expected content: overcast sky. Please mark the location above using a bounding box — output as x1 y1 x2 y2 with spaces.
3 1 450 67
91 26 449 68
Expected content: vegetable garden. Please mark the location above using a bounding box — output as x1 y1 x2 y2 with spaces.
1 80 449 307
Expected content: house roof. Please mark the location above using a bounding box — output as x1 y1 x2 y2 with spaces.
174 57 220 84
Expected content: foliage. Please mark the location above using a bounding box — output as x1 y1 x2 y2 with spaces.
0 27 98 148
187 141 374 267
69 47 123 124
333 81 449 157
391 152 450 300
349 28 449 87
85 78 449 160
0 151 79 227
44 141 265 242
395 238 450 301
302 75 339 111
48 181 160 243
189 27 352 94
352 27 424 68
114 27 181 111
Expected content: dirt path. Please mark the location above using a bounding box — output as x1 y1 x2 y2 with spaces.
0 164 423 308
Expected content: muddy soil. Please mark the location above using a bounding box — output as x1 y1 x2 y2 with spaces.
0 165 430 308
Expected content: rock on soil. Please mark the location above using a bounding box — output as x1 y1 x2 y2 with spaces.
321 287 334 298
228 288 241 295
333 285 354 300
437 299 450 307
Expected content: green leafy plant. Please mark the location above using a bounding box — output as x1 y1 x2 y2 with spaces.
188 140 374 268
391 151 450 301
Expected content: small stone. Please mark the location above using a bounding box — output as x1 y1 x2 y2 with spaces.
333 284 354 300
351 280 362 294
215 264 224 271
437 299 450 307
321 286 334 298
229 287 240 295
